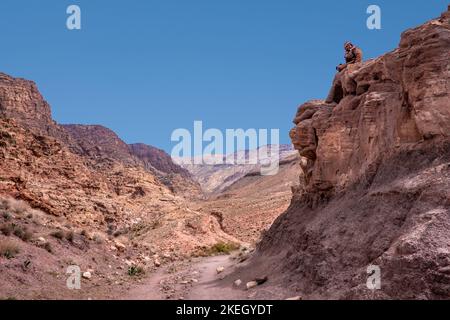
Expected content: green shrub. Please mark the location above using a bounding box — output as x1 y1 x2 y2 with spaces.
127 265 145 277
200 242 240 256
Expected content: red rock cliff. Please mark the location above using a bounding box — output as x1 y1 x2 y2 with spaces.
243 8 450 299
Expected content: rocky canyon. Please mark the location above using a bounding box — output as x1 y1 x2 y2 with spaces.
0 7 449 301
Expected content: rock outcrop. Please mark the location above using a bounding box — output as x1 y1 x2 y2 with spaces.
290 9 449 197
63 124 140 165
129 143 191 177
240 8 450 299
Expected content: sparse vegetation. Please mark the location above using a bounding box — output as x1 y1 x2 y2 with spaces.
50 230 65 240
13 225 33 242
43 242 53 253
0 197 31 216
127 265 145 277
0 223 13 236
93 233 104 244
50 229 74 243
2 211 12 221
199 242 240 256
0 240 20 259
8 199 29 215
65 231 75 243
0 222 33 241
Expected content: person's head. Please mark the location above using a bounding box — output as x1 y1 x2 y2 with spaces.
344 41 354 51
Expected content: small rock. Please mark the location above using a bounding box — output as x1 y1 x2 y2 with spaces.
216 266 225 274
191 278 198 283
82 271 92 280
37 237 46 244
234 279 242 287
438 266 450 274
114 241 126 252
154 260 161 267
246 281 258 290
255 276 268 285
286 296 302 300
124 260 135 267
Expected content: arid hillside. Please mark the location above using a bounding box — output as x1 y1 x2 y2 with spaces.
196 154 301 244
0 74 237 299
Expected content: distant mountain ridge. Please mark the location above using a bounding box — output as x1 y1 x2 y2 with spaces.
176 144 297 194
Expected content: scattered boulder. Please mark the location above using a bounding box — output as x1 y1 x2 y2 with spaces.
216 266 225 274
82 271 92 280
246 281 258 290
286 296 302 301
114 241 126 252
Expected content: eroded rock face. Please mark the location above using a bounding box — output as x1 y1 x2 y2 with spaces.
129 143 192 178
242 8 450 300
63 124 140 165
0 73 79 150
290 11 450 195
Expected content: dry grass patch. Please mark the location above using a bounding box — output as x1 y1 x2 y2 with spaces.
0 240 20 259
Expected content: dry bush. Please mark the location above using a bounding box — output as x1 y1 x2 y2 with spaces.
93 233 104 244
1 211 12 221
65 231 75 243
127 265 145 277
0 240 20 259
6 198 29 215
50 230 65 240
197 242 240 257
0 223 13 236
0 197 31 216
13 225 33 242
43 242 53 253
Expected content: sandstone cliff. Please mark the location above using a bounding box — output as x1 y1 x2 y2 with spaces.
237 8 450 299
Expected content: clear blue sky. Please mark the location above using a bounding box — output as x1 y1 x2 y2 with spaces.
0 0 447 152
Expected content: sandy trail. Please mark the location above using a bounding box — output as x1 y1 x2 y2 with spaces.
121 254 249 300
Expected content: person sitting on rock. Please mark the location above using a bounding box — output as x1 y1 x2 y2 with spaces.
337 41 363 72
326 42 363 103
